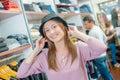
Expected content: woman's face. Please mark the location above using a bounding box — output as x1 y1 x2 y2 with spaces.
43 20 65 43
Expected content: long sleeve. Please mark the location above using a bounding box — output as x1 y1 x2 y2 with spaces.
76 37 107 61
17 51 45 78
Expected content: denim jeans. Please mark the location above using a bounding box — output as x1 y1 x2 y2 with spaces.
92 56 113 80
108 43 117 64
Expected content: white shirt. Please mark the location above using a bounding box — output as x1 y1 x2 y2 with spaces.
88 25 107 58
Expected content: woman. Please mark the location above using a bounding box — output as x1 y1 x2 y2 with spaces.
17 13 107 80
105 21 120 68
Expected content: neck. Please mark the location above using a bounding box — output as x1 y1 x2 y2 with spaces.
54 40 68 54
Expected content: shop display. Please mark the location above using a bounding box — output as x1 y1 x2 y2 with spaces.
7 34 29 45
79 4 92 13
0 37 9 52
59 0 71 4
30 25 40 42
0 0 19 10
1 0 120 80
24 2 54 13
5 39 20 49
23 3 35 11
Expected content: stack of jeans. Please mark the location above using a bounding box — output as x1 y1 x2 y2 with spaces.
59 0 71 4
23 2 54 13
57 6 71 13
37 2 54 13
79 4 92 13
7 34 29 46
0 37 9 52
23 3 35 11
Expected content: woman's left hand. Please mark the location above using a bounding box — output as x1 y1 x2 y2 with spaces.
68 25 80 38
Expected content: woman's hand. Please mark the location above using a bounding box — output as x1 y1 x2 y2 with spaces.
25 37 47 63
68 25 80 38
68 25 90 42
34 37 47 54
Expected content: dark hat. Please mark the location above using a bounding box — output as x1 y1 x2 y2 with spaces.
39 13 68 37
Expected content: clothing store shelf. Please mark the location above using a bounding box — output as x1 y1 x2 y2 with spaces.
78 0 89 3
58 12 80 18
0 44 31 57
80 12 93 16
26 11 49 23
0 10 21 21
56 3 78 7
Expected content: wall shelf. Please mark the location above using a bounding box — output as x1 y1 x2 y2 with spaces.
59 12 80 18
0 44 31 57
78 0 90 3
25 11 80 23
26 11 49 23
80 12 92 16
0 10 21 21
56 3 78 7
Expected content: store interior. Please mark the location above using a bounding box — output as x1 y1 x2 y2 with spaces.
0 0 120 80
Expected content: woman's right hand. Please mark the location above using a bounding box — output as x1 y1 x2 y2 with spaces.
34 37 47 55
25 37 47 63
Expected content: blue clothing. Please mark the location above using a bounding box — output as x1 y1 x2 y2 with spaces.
88 25 113 80
88 26 107 58
106 30 117 64
92 56 113 80
108 43 117 64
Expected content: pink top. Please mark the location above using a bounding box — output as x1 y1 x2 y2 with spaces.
17 37 107 80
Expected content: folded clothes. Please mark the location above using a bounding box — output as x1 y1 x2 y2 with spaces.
59 0 71 4
0 43 7 48
24 3 35 11
0 37 5 42
0 46 9 52
4 39 20 49
7 34 29 46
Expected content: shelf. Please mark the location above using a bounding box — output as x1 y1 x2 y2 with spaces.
80 12 93 16
26 11 49 23
0 10 22 21
25 11 81 23
78 0 90 3
56 3 78 7
0 44 31 57
59 12 80 18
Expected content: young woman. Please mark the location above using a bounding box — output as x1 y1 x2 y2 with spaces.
17 13 107 80
105 21 120 68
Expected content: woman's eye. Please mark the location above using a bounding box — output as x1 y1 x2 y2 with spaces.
53 25 57 28
45 29 49 32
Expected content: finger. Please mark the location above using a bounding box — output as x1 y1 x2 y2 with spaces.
45 38 48 42
68 26 74 30
37 36 43 42
36 37 44 44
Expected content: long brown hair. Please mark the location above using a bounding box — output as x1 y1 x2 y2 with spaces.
43 18 77 71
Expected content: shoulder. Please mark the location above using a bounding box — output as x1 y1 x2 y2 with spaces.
89 26 98 34
89 26 103 35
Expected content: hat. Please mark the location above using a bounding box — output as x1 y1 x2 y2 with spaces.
39 13 68 37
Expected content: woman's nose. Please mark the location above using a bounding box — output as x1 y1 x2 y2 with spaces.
49 29 55 34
